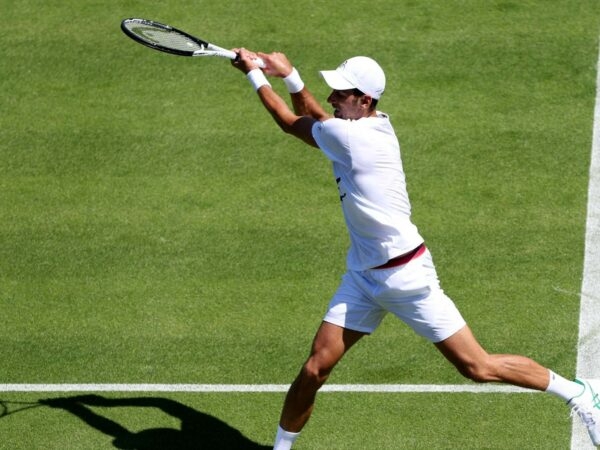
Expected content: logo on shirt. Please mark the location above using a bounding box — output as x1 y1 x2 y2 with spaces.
336 177 346 202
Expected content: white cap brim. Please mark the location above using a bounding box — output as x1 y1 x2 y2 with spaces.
319 70 356 91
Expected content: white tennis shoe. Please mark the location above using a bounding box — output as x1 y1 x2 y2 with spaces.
569 379 600 446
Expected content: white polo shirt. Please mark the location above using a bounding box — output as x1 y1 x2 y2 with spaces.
312 113 424 271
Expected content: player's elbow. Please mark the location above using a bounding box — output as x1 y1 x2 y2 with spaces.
276 118 295 135
273 116 318 147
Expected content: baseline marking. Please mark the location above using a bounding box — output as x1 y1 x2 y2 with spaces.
571 39 600 450
0 384 537 393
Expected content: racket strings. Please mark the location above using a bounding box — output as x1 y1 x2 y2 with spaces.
127 24 204 52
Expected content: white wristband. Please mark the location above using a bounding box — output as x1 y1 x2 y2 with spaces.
283 67 304 93
246 69 271 91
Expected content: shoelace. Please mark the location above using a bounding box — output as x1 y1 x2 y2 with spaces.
571 394 600 427
571 403 596 426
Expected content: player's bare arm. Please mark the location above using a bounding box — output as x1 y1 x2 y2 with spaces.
232 48 319 148
260 90 319 148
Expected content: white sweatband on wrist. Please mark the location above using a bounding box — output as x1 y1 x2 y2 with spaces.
283 67 304 93
246 69 271 91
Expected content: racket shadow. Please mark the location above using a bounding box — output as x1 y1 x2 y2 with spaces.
0 399 43 418
39 395 270 449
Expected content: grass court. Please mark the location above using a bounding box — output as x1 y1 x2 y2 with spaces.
1 0 599 448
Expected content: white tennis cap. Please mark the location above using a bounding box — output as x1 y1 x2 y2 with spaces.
319 56 386 100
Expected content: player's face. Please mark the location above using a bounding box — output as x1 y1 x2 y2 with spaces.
327 89 371 120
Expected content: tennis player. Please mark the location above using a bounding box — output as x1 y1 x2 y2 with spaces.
231 49 600 449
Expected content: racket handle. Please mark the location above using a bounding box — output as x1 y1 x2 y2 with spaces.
233 52 265 68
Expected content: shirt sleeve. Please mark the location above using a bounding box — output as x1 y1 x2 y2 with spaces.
312 119 352 166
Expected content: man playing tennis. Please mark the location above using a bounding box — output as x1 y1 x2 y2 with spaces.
231 49 600 449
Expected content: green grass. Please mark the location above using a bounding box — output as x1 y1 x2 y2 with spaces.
1 0 599 448
0 392 566 449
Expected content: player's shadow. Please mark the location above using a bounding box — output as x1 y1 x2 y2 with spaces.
40 395 270 449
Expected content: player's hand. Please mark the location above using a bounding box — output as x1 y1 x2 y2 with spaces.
258 52 294 78
231 48 262 74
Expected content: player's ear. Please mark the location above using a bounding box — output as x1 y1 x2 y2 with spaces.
360 95 374 110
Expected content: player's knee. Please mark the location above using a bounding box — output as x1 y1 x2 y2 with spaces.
300 358 333 388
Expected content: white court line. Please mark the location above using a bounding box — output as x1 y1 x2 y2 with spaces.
0 384 537 393
571 40 600 450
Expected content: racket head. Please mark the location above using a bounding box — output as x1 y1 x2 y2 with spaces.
121 18 210 57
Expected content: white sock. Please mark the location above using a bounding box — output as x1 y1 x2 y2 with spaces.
545 370 584 402
273 425 300 450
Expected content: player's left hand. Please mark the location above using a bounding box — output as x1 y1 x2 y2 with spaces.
258 52 294 78
232 48 262 74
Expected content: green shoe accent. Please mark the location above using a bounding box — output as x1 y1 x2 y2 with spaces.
570 378 587 402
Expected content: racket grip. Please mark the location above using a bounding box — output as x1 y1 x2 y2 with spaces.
233 52 265 69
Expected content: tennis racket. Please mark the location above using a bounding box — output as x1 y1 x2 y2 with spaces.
120 18 265 67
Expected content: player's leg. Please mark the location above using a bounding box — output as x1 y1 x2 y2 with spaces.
434 324 551 390
434 323 586 400
274 321 367 450
434 324 600 445
273 270 386 449
280 321 366 432
373 246 599 445
372 248 578 394
277 269 385 433
433 321 586 399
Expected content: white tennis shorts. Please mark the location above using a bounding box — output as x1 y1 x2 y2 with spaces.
323 248 466 343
